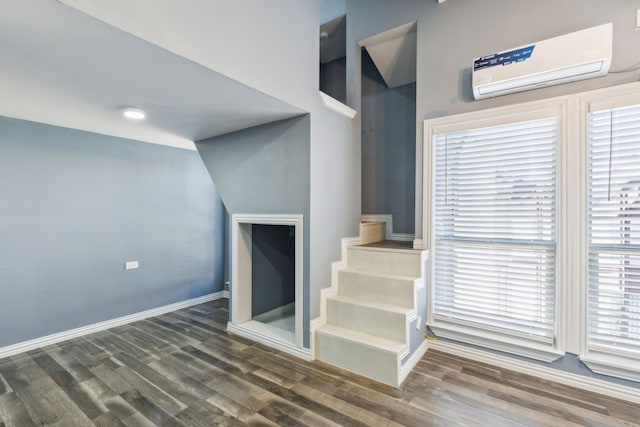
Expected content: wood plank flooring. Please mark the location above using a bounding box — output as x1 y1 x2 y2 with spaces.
0 299 638 426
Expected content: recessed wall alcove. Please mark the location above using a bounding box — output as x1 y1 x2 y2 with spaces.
228 214 307 359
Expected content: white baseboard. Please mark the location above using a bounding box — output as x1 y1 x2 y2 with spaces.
310 316 325 331
390 233 415 242
430 340 640 405
0 291 228 359
227 321 312 361
361 214 393 240
253 302 295 323
399 339 430 385
413 239 424 250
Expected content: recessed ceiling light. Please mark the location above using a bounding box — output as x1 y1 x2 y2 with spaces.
122 107 146 120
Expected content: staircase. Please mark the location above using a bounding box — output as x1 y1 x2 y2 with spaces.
313 222 428 387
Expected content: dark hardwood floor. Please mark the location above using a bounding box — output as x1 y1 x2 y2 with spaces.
0 299 638 426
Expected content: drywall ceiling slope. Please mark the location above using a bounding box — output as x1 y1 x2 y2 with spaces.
359 21 417 89
57 0 318 112
0 0 303 150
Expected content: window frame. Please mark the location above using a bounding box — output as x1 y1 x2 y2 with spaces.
422 82 640 380
424 98 569 362
577 85 640 382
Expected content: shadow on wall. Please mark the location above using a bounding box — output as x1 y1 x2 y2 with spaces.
251 224 296 317
459 67 474 103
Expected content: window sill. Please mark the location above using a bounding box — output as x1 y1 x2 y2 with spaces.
430 321 563 363
580 352 640 383
319 91 357 119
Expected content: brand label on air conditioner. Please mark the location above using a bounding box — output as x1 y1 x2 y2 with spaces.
474 44 536 71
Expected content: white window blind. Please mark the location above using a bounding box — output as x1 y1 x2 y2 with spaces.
588 104 640 359
433 118 557 345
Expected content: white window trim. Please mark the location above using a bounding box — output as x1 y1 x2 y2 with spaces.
423 82 640 379
230 213 306 358
424 97 569 362
575 84 640 382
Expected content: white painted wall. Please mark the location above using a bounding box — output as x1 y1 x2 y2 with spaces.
310 97 360 319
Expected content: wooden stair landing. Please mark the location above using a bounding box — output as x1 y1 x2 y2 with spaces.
359 240 415 250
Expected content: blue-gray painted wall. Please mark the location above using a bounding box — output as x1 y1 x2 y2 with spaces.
195 115 311 347
0 116 224 348
320 0 346 24
361 49 416 234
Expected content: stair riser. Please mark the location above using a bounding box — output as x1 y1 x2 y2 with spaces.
326 298 407 342
338 270 416 308
316 331 399 386
347 248 422 276
359 222 386 244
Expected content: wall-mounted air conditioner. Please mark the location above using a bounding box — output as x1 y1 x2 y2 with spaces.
472 23 612 100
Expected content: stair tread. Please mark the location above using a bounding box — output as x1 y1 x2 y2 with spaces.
316 324 405 352
340 268 420 281
329 295 413 314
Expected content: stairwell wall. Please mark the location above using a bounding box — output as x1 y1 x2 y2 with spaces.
195 116 312 346
360 49 416 235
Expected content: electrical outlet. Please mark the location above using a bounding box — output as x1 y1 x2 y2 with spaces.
637 9 640 28
416 315 422 330
125 261 139 270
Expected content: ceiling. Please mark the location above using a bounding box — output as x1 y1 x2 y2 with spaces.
0 0 304 150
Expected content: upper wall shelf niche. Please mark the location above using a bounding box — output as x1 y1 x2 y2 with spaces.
320 15 347 104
